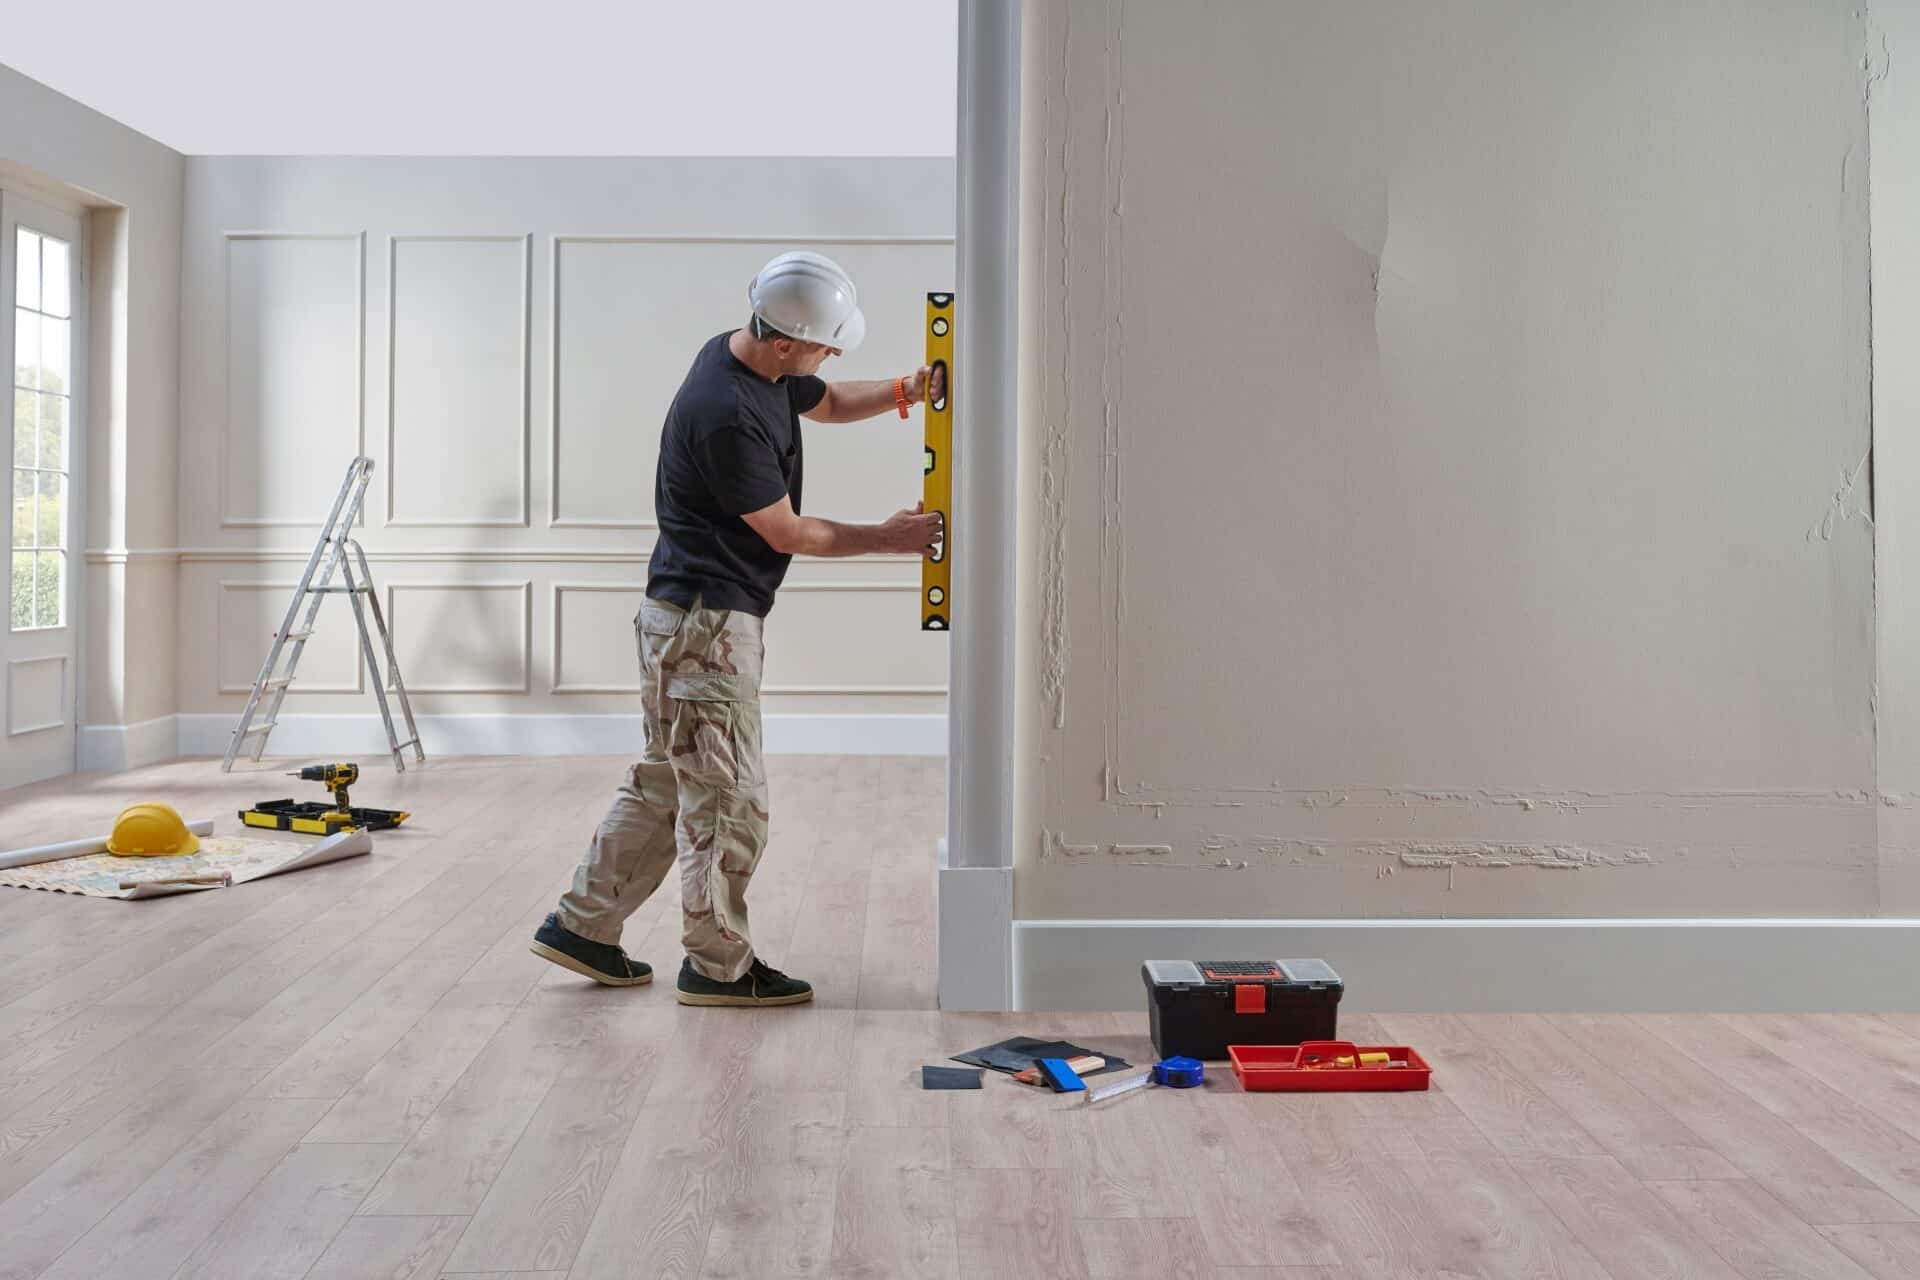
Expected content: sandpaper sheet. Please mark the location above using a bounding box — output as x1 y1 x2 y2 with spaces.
952 1035 1131 1078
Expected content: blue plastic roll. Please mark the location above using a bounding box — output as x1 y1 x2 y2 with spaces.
1152 1056 1205 1088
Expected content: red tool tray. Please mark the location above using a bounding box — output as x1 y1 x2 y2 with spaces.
1229 1041 1432 1092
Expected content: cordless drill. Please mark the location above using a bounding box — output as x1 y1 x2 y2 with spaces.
289 762 359 821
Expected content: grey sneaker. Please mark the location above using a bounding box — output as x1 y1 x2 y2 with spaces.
675 956 813 1007
529 913 652 986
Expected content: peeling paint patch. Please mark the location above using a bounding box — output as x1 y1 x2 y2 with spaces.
1807 451 1872 541
1111 843 1173 857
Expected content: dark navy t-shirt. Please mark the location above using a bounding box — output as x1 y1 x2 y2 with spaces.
646 332 827 617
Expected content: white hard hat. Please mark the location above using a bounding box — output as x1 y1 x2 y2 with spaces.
747 251 866 352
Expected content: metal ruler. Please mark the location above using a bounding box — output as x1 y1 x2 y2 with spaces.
923 292 953 630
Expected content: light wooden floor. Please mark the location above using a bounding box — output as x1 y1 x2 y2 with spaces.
5 758 1920 1278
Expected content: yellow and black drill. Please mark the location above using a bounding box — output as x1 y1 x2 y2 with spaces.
294 762 361 824
240 761 410 835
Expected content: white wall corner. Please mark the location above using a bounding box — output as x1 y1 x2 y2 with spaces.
77 714 179 773
937 851 1015 1011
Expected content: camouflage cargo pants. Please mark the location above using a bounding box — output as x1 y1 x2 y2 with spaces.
555 596 769 982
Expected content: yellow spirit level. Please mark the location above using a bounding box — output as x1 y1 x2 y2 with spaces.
923 292 953 630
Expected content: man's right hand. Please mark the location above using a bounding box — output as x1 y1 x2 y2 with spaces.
879 502 945 558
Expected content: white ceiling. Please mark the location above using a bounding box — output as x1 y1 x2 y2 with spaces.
2 0 958 156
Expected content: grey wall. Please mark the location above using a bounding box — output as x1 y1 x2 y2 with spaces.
173 158 954 750
1018 0 1891 920
0 62 184 732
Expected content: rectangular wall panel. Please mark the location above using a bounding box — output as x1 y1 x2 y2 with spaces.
217 582 363 694
388 235 529 526
761 583 945 694
223 234 363 526
551 237 951 528
552 583 645 692
7 656 67 735
385 582 531 693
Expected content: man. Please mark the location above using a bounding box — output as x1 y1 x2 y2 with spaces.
530 251 944 1006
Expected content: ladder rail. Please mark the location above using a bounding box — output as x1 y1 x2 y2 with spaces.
224 460 366 770
349 539 425 766
222 457 422 772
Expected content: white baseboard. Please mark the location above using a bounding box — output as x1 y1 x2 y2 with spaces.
78 715 180 773
1014 918 1920 1013
937 843 1014 1010
174 712 946 759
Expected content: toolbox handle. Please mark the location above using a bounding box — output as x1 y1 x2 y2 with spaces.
1298 1040 1361 1066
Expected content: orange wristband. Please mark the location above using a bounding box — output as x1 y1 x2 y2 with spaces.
893 376 911 418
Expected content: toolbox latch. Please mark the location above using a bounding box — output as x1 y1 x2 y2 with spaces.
1234 983 1266 1014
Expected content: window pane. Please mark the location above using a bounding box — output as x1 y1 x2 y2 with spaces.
14 229 38 311
12 468 32 548
38 316 68 397
12 307 35 390
35 472 63 548
38 393 65 469
35 551 61 627
41 237 70 318
12 388 34 467
10 551 31 629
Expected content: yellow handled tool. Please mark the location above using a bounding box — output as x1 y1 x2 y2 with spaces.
922 292 953 630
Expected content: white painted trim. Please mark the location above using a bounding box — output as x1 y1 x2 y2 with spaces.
948 0 1020 877
175 711 947 758
148 547 920 564
78 714 179 772
219 231 366 528
81 548 179 565
938 851 1014 1010
385 233 532 528
6 655 70 736
1014 918 1920 1013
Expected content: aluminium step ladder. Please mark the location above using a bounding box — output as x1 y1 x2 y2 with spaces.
222 457 426 772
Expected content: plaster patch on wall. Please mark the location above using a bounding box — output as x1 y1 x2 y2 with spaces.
1389 843 1653 871
1045 831 1662 873
1044 828 1101 860
1807 451 1873 541
1039 0 1073 732
1042 829 1177 865
1103 783 1872 812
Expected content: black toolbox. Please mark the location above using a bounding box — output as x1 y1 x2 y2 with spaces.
1142 959 1343 1060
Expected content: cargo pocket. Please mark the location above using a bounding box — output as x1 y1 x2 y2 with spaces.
637 599 685 637
664 672 757 789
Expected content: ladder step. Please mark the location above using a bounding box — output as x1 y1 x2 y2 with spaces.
239 721 278 737
279 629 313 641
393 738 421 750
307 586 371 594
262 677 294 691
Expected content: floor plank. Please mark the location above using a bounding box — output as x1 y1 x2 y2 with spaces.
8 756 1920 1280
1819 1223 1920 1279
302 1213 467 1280
1649 1178 1881 1280
170 1140 400 1280
1553 1014 1916 1225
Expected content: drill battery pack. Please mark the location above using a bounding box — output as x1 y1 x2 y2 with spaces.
239 800 409 835
1142 959 1344 1060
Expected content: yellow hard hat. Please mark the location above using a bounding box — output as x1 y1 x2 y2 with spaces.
106 803 201 858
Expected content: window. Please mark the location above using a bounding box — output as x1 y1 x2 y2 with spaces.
12 225 70 631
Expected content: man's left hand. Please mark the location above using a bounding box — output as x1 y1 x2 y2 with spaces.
906 363 947 407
